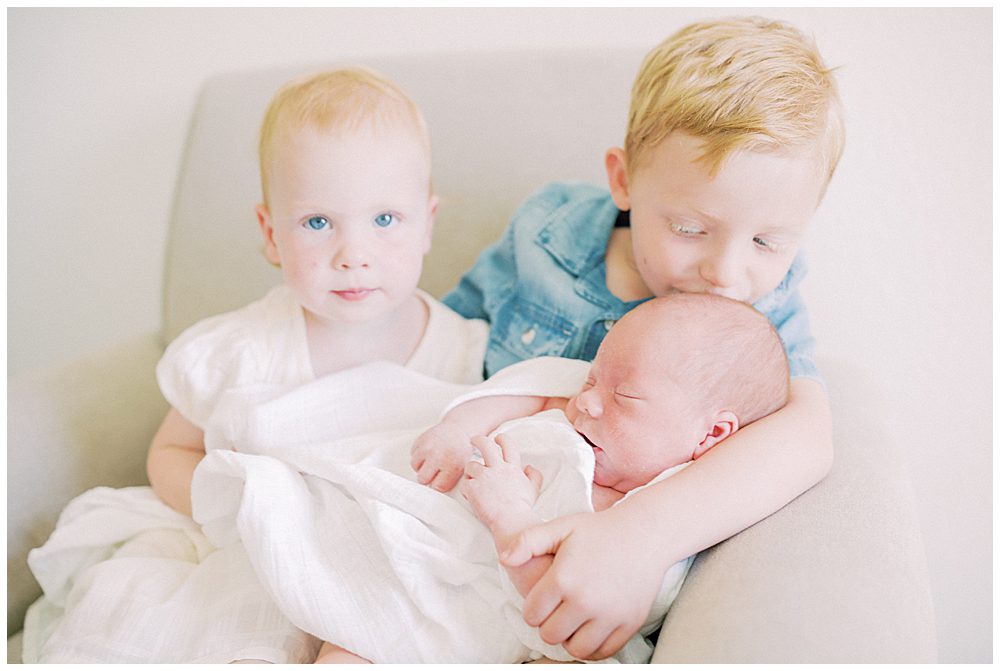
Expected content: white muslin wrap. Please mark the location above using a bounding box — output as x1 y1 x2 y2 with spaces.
192 357 691 663
24 357 691 663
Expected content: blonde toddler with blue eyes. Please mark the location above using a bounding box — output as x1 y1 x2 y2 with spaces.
25 68 487 664
152 66 488 524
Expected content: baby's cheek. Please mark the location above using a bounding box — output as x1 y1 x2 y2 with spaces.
564 398 579 424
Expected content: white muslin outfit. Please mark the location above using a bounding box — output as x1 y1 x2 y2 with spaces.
22 285 488 664
189 356 693 664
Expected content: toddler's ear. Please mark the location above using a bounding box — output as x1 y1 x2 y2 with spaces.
256 203 281 267
693 411 740 460
604 147 631 211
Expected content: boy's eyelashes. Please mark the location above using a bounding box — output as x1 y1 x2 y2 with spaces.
667 219 793 253
669 220 705 236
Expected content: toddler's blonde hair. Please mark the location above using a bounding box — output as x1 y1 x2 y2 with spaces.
626 16 845 189
258 67 430 203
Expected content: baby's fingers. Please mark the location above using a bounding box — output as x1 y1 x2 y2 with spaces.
495 433 521 466
524 464 544 494
415 461 439 486
464 459 485 479
471 435 502 467
429 464 462 493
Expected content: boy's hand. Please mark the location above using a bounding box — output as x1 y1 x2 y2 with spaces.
461 434 543 534
411 421 475 492
500 505 662 660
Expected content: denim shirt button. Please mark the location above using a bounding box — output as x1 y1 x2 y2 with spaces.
521 327 537 345
603 319 616 331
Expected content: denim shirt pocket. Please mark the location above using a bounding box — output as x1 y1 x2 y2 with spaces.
486 298 577 374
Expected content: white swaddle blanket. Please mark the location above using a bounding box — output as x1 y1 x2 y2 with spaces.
192 357 691 663
24 357 691 663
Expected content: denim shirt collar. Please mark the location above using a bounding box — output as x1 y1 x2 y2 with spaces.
534 190 619 279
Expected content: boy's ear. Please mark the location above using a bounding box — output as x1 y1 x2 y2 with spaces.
256 203 281 267
423 194 439 255
693 411 740 460
604 147 631 211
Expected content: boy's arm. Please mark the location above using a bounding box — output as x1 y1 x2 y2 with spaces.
146 407 206 517
411 394 553 491
503 378 833 660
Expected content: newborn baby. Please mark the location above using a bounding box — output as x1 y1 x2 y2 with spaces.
413 292 790 630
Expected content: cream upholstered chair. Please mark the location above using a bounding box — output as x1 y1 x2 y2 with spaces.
7 51 937 662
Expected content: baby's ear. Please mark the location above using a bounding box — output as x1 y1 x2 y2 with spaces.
693 411 740 460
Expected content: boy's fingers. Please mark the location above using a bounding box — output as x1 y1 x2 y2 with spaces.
500 517 572 567
559 618 618 660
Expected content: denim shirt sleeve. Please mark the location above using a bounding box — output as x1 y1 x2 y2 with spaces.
767 287 822 384
755 253 823 385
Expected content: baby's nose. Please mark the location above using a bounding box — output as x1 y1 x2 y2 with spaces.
575 389 603 418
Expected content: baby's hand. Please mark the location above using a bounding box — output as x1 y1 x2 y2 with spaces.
461 434 543 533
411 421 475 492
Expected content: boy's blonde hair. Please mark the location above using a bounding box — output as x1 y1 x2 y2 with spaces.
258 67 430 203
626 16 845 187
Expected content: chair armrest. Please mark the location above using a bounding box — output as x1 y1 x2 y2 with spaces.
6 333 169 636
652 357 937 662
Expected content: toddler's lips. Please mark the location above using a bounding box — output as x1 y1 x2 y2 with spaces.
332 288 375 301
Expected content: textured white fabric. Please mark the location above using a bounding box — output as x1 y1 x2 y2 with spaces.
21 287 489 663
191 358 692 663
157 284 489 428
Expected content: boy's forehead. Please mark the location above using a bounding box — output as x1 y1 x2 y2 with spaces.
633 132 824 226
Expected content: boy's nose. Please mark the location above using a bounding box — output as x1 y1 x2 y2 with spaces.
575 389 603 418
699 248 742 291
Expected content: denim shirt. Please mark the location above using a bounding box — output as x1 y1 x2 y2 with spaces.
443 182 821 382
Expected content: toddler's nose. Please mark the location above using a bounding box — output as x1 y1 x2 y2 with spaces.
332 234 371 270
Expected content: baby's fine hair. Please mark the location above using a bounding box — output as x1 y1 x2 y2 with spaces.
641 293 790 427
258 67 430 202
626 16 845 189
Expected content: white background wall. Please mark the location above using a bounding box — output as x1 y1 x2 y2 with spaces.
7 7 991 663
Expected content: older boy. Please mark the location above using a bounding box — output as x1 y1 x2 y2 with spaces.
413 16 843 659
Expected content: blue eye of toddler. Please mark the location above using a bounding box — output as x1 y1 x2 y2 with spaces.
306 216 328 230
374 213 395 228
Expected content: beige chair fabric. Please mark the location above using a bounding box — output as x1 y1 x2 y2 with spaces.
7 51 937 662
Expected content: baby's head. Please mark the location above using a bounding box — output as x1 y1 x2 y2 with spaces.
255 68 436 325
606 16 844 305
565 293 789 492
